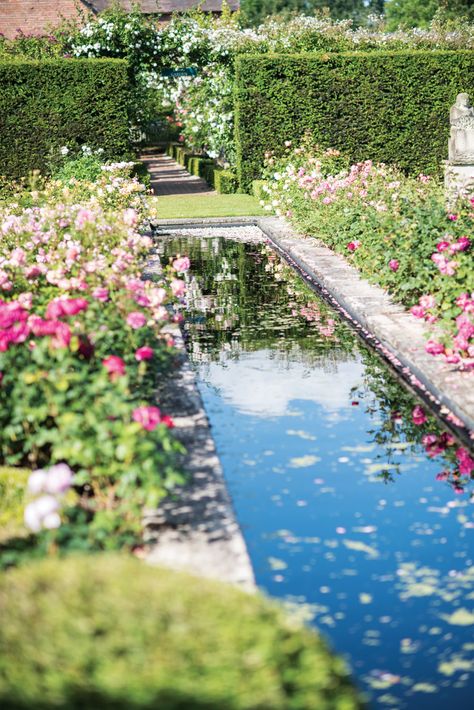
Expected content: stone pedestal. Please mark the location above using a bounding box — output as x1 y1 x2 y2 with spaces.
444 93 474 202
445 162 474 201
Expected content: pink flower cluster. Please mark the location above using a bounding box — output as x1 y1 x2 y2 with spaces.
0 297 90 352
132 405 174 431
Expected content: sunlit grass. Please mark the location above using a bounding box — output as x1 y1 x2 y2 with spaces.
155 193 265 219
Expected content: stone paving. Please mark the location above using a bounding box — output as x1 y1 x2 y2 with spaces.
140 148 214 197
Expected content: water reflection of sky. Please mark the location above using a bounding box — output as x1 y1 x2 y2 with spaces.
162 234 474 709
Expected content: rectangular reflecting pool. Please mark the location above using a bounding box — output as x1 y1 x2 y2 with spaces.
158 229 474 709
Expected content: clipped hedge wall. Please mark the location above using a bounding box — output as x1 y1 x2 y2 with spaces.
0 59 131 179
235 50 474 190
0 554 363 710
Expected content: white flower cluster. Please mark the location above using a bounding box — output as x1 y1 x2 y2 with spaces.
24 463 74 533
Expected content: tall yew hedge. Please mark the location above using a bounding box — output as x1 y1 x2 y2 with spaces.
0 59 131 179
234 50 474 190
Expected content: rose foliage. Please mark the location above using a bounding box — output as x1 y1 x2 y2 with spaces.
0 161 188 566
259 137 474 368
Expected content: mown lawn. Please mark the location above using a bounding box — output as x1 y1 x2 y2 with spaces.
155 193 265 219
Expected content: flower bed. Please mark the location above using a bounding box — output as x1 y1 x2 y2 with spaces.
258 138 474 369
0 160 189 566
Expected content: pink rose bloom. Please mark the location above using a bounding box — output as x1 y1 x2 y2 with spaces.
132 405 161 431
149 287 167 306
46 298 88 319
135 346 154 361
425 340 445 356
456 447 474 475
436 241 451 252
92 287 109 302
123 208 138 227
51 322 71 349
103 355 126 379
75 208 95 229
9 247 26 266
412 405 427 426
389 259 399 272
347 240 361 252
25 266 43 279
445 353 461 364
135 293 151 307
410 305 425 319
451 236 471 252
172 256 190 273
126 311 147 329
171 279 185 297
435 471 449 481
447 213 458 221
419 295 436 310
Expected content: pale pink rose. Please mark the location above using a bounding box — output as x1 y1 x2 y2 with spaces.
171 279 185 297
419 295 436 310
123 208 138 227
126 311 147 329
172 256 190 273
92 287 109 302
103 355 126 379
45 464 74 495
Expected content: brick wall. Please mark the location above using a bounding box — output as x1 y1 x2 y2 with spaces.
0 1 88 39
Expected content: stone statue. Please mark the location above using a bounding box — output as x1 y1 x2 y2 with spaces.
448 93 474 164
445 92 474 202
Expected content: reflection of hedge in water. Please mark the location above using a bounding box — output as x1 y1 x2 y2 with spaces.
163 237 356 363
354 348 472 495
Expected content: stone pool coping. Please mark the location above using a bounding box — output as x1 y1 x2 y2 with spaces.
142 252 256 591
153 216 474 442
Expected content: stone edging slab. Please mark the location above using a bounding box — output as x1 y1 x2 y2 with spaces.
142 252 255 591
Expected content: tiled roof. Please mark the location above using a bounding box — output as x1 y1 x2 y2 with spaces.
88 1 239 13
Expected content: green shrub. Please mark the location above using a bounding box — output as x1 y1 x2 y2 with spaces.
52 153 105 183
235 50 474 189
0 468 29 543
0 555 363 710
0 58 131 180
214 168 238 194
252 179 267 200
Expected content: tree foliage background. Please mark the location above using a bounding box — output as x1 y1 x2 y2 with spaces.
240 0 474 28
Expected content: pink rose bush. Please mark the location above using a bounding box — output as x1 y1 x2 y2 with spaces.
0 162 189 558
260 136 474 369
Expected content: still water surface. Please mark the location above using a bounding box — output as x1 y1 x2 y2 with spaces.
160 232 474 709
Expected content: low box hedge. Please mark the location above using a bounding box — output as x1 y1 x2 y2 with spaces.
0 554 363 709
167 145 238 194
235 50 474 190
0 58 131 180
